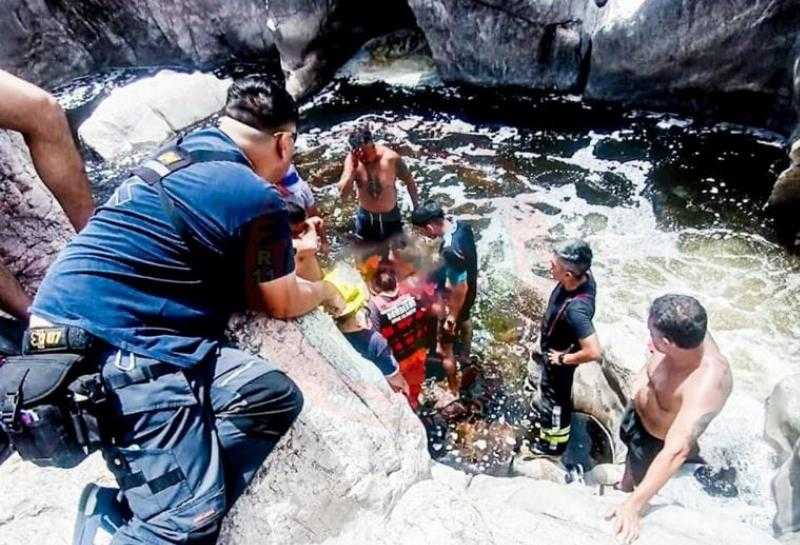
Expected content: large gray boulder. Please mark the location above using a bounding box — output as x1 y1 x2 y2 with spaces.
587 0 800 133
78 70 232 162
0 0 278 87
0 130 74 294
765 374 800 465
408 0 600 92
766 374 800 541
772 441 800 541
768 140 800 245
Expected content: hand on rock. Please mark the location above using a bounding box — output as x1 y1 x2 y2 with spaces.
605 499 642 544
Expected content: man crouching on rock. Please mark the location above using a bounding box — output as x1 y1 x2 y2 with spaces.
607 294 732 544
26 76 343 545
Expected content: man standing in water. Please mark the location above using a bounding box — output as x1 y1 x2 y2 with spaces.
338 126 420 243
411 201 478 394
528 239 602 456
607 294 732 544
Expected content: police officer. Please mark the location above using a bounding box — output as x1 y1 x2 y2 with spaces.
528 239 602 456
29 76 343 544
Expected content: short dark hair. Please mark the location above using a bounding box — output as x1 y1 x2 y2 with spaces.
285 202 306 225
649 294 707 349
348 126 373 150
553 239 592 276
410 200 445 227
224 76 298 132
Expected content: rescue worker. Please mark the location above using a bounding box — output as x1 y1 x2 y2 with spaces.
28 76 343 544
410 201 478 395
527 239 602 456
368 260 439 409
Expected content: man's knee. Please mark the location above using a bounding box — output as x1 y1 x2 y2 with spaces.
225 371 303 436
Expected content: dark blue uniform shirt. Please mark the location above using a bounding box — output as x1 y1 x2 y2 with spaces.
32 128 294 367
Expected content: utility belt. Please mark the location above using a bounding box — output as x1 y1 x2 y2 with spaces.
0 323 176 468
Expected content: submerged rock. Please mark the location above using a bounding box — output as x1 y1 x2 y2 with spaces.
78 70 231 162
0 130 74 294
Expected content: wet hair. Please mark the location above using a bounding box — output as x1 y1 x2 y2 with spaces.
410 200 445 227
285 202 306 225
224 76 298 133
553 239 592 276
649 294 707 349
348 126 373 150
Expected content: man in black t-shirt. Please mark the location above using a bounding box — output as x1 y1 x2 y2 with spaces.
411 201 478 394
529 239 602 456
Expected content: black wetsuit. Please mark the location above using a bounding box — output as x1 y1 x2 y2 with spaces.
532 273 596 455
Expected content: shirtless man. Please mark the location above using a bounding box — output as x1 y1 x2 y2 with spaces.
337 126 420 242
607 294 732 544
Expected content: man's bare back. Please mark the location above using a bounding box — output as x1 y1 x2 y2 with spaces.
634 334 732 440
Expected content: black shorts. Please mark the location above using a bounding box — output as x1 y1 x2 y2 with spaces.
355 207 403 243
619 404 702 485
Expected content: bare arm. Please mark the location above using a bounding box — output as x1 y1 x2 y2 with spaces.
444 281 468 332
292 219 324 282
560 333 602 365
0 262 31 320
396 157 419 209
608 370 729 544
244 215 341 318
337 153 358 201
0 70 94 231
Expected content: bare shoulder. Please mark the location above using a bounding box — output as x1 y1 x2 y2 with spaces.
378 145 400 162
693 339 733 407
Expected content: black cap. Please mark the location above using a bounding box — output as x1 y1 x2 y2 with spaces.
410 201 445 226
553 239 593 274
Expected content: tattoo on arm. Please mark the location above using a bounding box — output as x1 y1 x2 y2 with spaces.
689 411 716 443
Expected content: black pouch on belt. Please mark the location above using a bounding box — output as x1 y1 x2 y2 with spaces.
0 349 108 468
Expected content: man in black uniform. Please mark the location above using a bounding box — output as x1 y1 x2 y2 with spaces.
529 239 602 456
411 201 478 394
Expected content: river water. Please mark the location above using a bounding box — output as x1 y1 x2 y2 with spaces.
56 74 797 532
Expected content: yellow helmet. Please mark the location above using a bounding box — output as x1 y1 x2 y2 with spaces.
323 270 367 318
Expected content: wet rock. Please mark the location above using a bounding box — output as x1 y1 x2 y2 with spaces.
765 374 800 465
336 29 442 88
587 0 800 133
408 0 598 92
0 1 279 87
0 130 74 294
267 0 418 99
766 375 800 540
78 70 231 162
767 141 800 245
219 311 431 544
573 362 627 462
